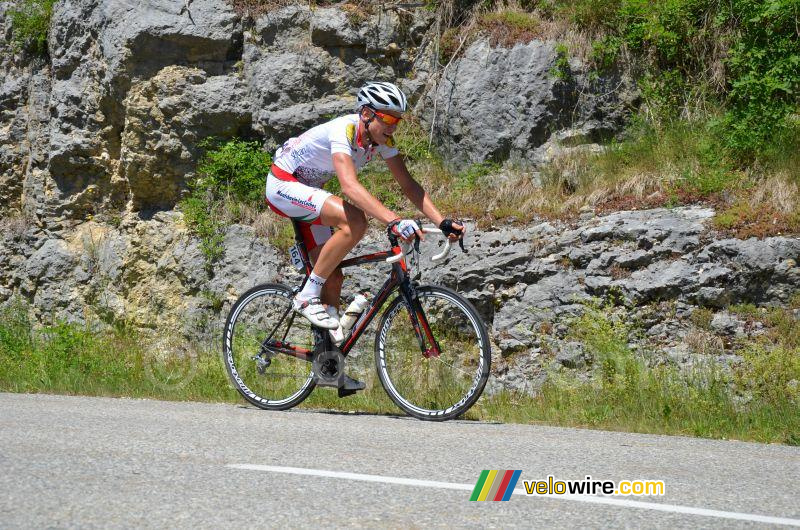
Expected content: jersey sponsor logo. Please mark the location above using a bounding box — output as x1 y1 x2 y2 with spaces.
276 189 316 212
289 144 312 162
346 123 356 148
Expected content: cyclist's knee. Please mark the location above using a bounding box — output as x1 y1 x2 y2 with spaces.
322 197 367 240
345 210 368 239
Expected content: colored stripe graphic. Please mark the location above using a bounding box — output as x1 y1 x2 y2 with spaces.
470 470 489 501
470 470 522 501
486 471 503 500
477 470 498 501
501 470 522 501
493 470 514 501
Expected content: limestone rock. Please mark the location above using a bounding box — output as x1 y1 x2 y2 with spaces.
421 38 637 168
121 66 251 209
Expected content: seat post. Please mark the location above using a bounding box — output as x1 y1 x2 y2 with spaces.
290 219 303 243
290 219 312 275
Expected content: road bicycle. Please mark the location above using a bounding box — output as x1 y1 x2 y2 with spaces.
222 220 491 421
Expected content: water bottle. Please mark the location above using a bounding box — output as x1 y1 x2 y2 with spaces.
339 293 369 330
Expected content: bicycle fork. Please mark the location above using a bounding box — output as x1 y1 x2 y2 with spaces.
399 280 441 358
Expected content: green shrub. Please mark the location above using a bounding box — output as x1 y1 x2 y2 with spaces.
720 0 800 157
618 0 797 158
738 344 800 404
589 35 622 71
8 0 55 55
181 138 271 265
550 43 572 80
193 138 271 204
548 0 799 161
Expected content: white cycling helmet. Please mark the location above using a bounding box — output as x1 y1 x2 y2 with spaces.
356 81 407 113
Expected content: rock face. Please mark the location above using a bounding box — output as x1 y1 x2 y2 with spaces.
2 1 637 223
420 39 638 168
2 1 435 222
121 66 251 209
1 2 798 396
245 5 432 145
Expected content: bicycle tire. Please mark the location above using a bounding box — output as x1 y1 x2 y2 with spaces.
222 283 316 410
374 285 491 421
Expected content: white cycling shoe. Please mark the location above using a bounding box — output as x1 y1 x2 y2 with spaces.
326 307 345 346
293 296 339 330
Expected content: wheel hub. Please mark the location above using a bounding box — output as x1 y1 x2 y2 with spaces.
252 355 271 375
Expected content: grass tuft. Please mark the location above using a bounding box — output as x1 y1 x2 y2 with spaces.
3 298 798 444
180 138 273 264
471 302 800 445
8 0 55 55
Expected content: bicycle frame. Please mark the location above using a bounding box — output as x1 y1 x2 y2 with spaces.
264 219 441 362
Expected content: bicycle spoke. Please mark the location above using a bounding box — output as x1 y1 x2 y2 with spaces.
223 284 316 410
375 286 490 420
428 356 474 379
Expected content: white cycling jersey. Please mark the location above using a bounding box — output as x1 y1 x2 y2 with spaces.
272 114 399 189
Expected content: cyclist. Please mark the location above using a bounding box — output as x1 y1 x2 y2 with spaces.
265 82 465 359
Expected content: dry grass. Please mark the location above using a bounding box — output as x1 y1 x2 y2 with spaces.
235 203 296 250
228 0 296 17
746 177 800 216
684 330 725 356
438 1 610 65
228 0 396 18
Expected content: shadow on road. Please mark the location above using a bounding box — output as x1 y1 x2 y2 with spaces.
235 404 504 425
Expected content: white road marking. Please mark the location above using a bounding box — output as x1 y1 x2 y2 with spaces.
228 464 800 527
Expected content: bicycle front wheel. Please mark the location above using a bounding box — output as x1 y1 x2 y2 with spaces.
223 283 316 410
374 285 491 421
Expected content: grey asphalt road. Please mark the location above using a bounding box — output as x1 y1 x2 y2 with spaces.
1 393 799 529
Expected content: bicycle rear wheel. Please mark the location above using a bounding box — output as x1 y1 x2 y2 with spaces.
374 285 491 421
223 283 316 410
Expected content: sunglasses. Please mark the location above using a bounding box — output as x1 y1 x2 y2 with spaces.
371 109 403 126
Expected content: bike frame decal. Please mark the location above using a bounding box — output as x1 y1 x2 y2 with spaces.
339 251 392 269
264 340 313 362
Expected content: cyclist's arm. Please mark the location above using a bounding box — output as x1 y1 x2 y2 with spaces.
332 152 397 224
384 155 445 226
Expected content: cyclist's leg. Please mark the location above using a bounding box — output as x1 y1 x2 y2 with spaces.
311 195 368 283
266 175 340 328
310 246 344 309
265 174 367 328
308 197 368 391
307 241 343 309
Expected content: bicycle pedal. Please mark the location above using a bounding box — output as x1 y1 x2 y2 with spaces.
337 387 359 398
